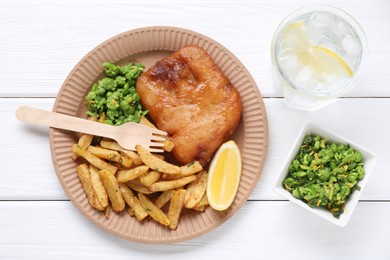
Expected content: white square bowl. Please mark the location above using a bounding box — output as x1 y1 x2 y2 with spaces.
273 123 377 227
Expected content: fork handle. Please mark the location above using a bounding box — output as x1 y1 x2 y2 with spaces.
16 106 116 138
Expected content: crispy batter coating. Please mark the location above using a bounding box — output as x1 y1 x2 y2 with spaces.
136 45 242 165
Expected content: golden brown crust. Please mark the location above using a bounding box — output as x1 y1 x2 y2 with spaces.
136 45 242 165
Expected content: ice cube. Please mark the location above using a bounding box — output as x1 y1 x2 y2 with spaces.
278 48 299 71
310 11 332 27
278 48 294 61
305 77 321 92
295 66 319 91
306 21 323 45
327 76 349 93
296 66 314 84
331 20 350 36
342 35 362 56
326 73 340 84
284 31 308 52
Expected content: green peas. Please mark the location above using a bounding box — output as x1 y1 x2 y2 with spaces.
329 176 337 183
347 172 358 182
96 86 106 95
133 93 140 102
314 141 320 150
356 166 365 179
115 76 126 86
282 133 365 218
103 62 120 77
293 171 307 177
354 151 363 162
306 171 315 181
106 98 119 111
99 78 117 90
292 189 301 199
303 135 314 145
330 143 338 152
318 169 330 181
340 185 350 197
337 167 345 174
293 159 300 171
120 100 130 111
122 83 130 95
302 154 312 165
86 62 147 125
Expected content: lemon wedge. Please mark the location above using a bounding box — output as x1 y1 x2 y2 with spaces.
207 140 242 211
283 21 353 80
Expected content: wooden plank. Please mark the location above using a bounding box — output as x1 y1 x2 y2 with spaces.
0 201 389 258
2 98 389 200
2 98 66 199
0 0 389 97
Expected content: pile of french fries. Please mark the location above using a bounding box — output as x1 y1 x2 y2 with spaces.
72 115 209 230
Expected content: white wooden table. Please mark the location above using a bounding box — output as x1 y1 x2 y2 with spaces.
1 0 390 259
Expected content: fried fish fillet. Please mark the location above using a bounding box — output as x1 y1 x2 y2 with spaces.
136 45 242 166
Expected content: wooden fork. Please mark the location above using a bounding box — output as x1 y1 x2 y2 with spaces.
16 106 167 153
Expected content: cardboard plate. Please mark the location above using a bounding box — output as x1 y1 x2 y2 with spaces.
50 26 268 243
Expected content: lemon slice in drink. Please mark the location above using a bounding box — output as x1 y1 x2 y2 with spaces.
283 21 353 80
307 45 353 78
283 21 310 51
207 140 242 211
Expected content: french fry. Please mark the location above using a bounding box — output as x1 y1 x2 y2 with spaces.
100 139 143 166
192 205 205 212
119 156 133 168
185 171 208 209
196 193 209 207
168 190 187 229
77 133 94 149
104 205 110 219
139 116 174 152
154 190 174 208
136 145 180 174
126 179 154 194
152 154 165 160
87 146 132 168
78 116 97 149
149 175 197 192
71 153 78 161
162 140 175 152
89 165 109 208
139 115 156 128
181 161 203 176
163 161 203 181
119 183 148 221
72 144 117 174
184 176 198 204
98 169 125 212
87 145 121 162
140 171 161 186
138 193 170 226
71 117 97 160
116 165 149 182
87 146 116 159
123 151 143 166
76 164 104 211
